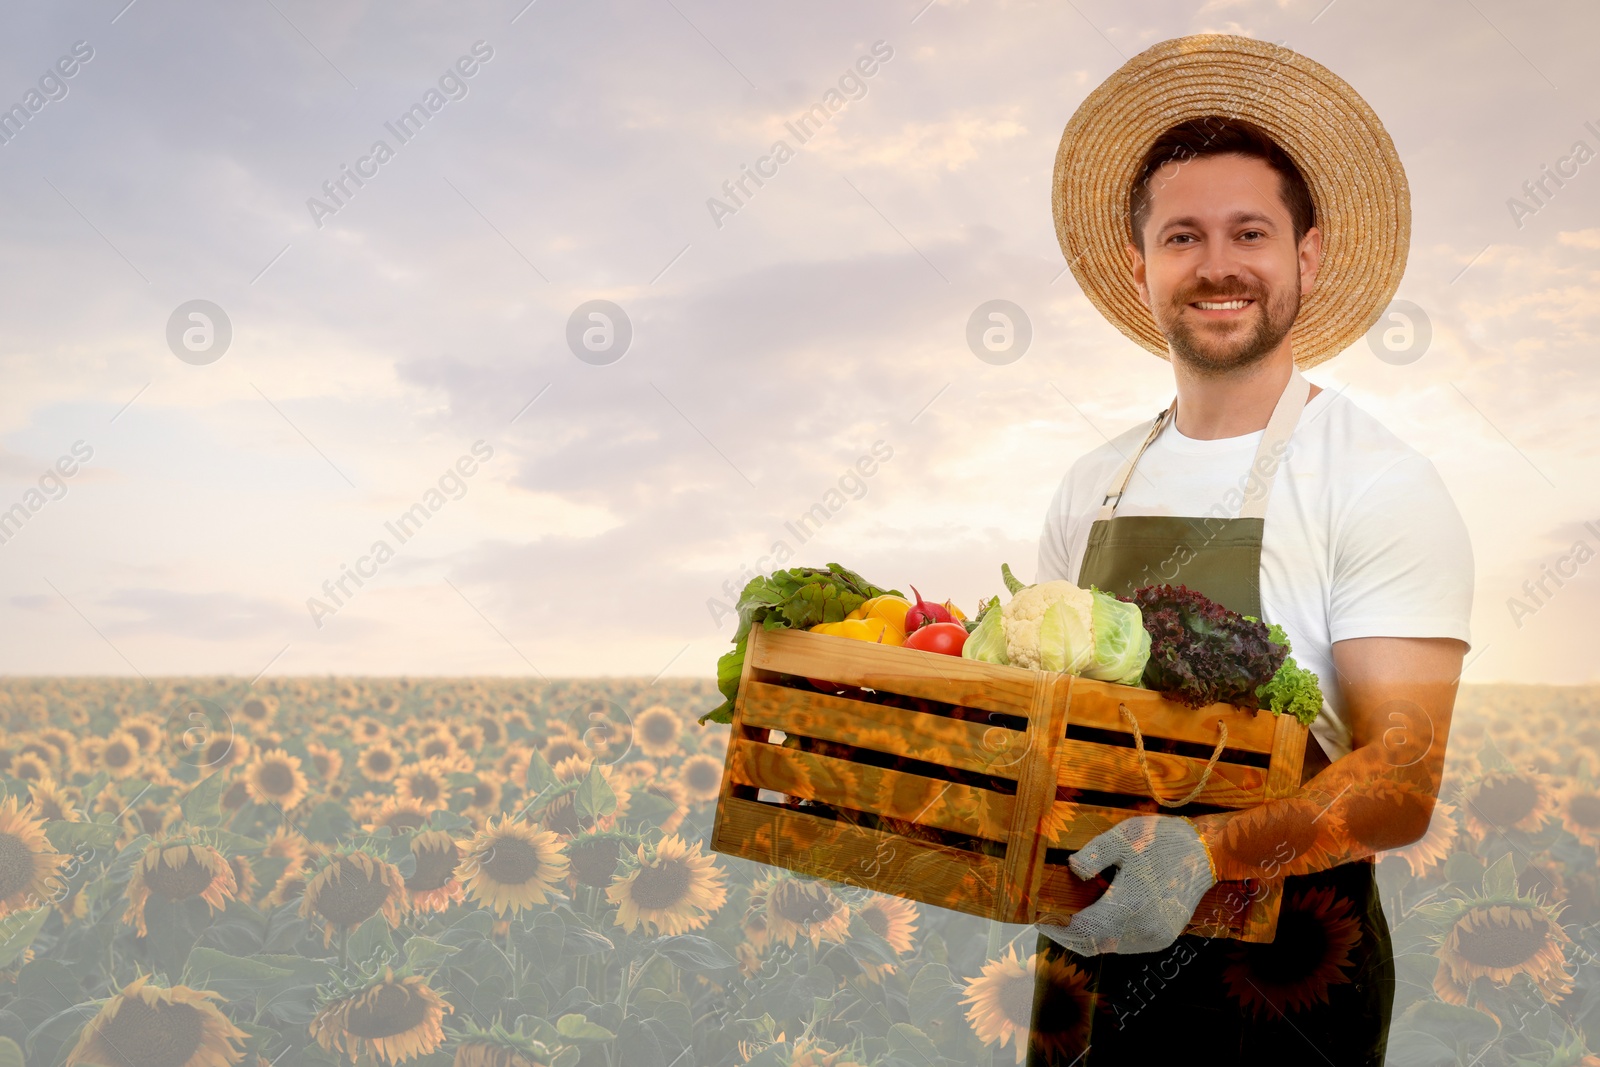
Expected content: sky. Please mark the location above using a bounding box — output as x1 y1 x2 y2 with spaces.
0 0 1596 684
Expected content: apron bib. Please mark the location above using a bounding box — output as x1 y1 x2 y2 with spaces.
1026 366 1397 1067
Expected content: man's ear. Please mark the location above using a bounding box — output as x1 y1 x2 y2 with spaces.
1124 241 1149 307
1298 224 1323 298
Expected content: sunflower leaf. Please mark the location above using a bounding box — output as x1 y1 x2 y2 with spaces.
525 749 559 798
0 910 48 971
1482 851 1518 897
574 764 617 823
555 1012 616 1042
653 934 736 974
0 1037 20 1067
43 820 117 853
180 772 228 828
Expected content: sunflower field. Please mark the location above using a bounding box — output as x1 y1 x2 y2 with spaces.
0 677 1593 1067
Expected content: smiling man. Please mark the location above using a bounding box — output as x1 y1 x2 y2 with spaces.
1025 37 1474 1067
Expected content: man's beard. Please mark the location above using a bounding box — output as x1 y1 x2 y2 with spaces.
1159 282 1300 376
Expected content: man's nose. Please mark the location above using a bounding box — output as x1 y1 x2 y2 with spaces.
1193 237 1245 284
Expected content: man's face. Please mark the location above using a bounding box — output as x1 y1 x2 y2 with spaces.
1126 153 1321 375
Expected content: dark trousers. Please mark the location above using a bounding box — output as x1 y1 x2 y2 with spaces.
1027 858 1395 1066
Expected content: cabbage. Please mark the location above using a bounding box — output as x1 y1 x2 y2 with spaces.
1037 596 1096 674
1082 587 1151 685
961 595 1008 664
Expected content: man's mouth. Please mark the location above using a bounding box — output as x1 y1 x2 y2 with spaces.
1187 297 1255 318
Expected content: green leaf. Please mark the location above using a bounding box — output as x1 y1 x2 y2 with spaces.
556 1012 616 1042
401 936 458 971
1482 852 1517 897
0 1036 21 1067
44 819 118 853
525 748 558 797
1401 1000 1500 1045
181 772 228 828
181 947 295 988
1443 851 1484 887
347 913 396 965
0 909 48 970
573 764 617 823
654 934 736 973
886 1023 939 1061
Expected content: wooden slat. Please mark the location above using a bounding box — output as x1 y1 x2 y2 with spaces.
748 625 1043 717
1055 739 1265 808
996 672 1070 922
712 795 1015 921
726 739 1014 842
1063 675 1280 753
1263 707 1310 799
739 680 1029 780
1039 801 1150 849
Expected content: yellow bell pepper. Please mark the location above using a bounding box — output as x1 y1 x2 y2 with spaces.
943 600 967 622
842 595 911 645
809 618 891 643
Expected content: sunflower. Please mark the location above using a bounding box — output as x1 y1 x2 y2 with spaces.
352 716 389 745
1556 782 1600 849
301 851 409 946
0 794 66 917
1384 800 1460 879
26 778 80 823
236 693 277 734
195 731 249 776
607 833 726 936
1222 884 1363 1017
99 729 144 779
227 854 259 905
63 973 248 1067
1456 768 1558 839
742 873 776 953
393 758 457 812
473 712 507 749
449 1021 559 1066
1336 776 1435 853
678 753 724 803
637 776 689 835
311 968 452 1065
123 841 238 937
364 797 433 836
1208 796 1348 878
414 729 459 763
633 704 683 758
1435 899 1574 1005
962 944 1093 1065
406 830 465 913
540 733 591 768
7 751 52 784
262 864 311 909
305 740 345 784
852 894 920 982
758 872 849 950
261 823 310 871
359 741 403 783
460 816 569 916
243 748 309 811
538 758 632 835
458 772 504 823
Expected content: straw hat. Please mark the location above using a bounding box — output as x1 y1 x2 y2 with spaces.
1052 34 1410 370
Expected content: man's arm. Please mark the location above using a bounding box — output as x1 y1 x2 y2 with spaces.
1187 634 1467 881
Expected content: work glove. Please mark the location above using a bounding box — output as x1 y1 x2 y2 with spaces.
1037 814 1218 956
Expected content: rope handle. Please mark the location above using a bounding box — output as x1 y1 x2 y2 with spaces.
1118 702 1228 808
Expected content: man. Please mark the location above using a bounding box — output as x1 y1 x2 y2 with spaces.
1025 36 1473 1067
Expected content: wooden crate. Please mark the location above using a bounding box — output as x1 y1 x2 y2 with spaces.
709 623 1310 943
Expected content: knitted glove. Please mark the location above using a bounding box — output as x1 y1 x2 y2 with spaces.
1037 815 1218 956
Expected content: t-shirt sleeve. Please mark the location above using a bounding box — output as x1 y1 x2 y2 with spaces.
1328 453 1474 648
1036 476 1073 585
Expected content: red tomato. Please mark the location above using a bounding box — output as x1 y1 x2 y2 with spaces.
903 621 967 657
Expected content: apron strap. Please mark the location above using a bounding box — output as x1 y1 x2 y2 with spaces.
1096 363 1311 524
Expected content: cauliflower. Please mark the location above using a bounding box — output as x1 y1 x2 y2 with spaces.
1001 579 1096 673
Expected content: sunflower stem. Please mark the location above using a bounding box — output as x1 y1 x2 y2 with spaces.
339 926 350 972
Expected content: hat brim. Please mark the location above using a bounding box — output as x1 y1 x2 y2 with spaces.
1052 34 1410 370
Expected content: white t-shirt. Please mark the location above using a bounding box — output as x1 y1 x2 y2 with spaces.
1035 385 1474 763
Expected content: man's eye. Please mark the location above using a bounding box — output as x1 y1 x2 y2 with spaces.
1169 234 1195 244
1240 230 1265 240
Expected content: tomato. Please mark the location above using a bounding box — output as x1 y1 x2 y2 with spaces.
903 621 968 657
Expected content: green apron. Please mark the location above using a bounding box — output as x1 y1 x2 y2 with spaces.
1026 365 1397 1067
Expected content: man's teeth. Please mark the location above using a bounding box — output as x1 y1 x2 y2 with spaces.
1195 299 1251 309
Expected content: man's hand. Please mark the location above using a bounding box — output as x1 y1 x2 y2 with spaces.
1037 814 1218 955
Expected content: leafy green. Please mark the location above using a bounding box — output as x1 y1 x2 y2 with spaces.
699 564 901 725
1251 621 1325 726
960 596 1007 664
1082 586 1151 686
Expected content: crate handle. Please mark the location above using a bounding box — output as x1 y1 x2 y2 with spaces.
1118 703 1229 808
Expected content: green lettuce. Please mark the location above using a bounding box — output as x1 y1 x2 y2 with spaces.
1251 621 1325 726
1083 587 1152 686
961 595 1008 664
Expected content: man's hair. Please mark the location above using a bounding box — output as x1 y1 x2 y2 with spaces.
1128 117 1315 251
